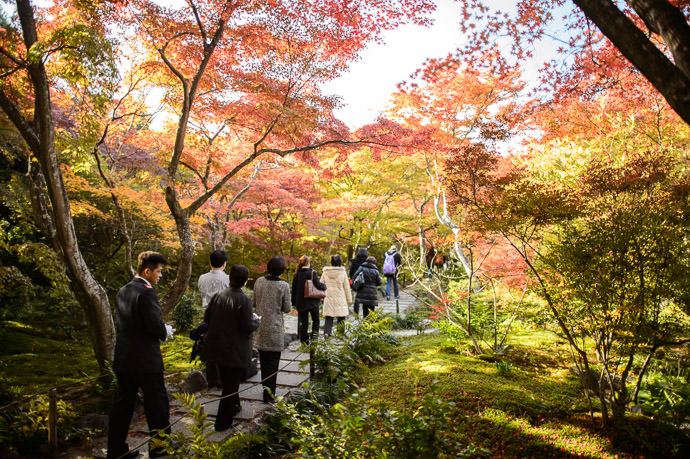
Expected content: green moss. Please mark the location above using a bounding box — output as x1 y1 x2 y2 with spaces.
333 332 689 458
0 321 196 403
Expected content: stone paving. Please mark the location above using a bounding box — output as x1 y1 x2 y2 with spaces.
85 288 423 458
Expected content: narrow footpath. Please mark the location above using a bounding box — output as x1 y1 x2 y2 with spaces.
81 290 420 458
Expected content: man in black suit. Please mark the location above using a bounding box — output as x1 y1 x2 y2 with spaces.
107 251 171 459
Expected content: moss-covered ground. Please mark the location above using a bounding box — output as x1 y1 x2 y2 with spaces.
0 320 195 407
338 331 690 458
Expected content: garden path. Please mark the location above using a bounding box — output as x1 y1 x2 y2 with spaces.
83 289 421 458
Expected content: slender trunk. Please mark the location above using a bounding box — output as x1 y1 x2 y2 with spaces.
633 349 656 404
160 187 194 314
418 225 425 269
111 194 135 277
8 0 115 371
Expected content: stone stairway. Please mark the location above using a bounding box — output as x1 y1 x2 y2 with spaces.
84 289 422 458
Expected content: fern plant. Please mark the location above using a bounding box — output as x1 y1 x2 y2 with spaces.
151 392 256 458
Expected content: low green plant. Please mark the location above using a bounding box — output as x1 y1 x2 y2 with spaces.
495 360 514 376
389 310 422 330
152 392 258 458
172 291 202 332
636 372 690 426
286 390 471 458
308 335 363 384
437 318 467 350
342 312 396 364
0 395 78 453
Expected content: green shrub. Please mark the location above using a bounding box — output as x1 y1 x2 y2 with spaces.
308 336 363 384
636 372 690 426
0 395 78 453
153 392 260 458
341 312 396 364
284 390 472 458
437 319 467 350
495 360 514 376
389 310 422 330
172 291 201 332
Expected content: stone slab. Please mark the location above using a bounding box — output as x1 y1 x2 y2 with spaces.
281 350 308 361
277 360 305 372
276 372 309 387
202 399 270 420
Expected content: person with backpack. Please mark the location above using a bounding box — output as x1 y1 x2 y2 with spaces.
383 245 402 300
352 255 382 318
348 248 367 315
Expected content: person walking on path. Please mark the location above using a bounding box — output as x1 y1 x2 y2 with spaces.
198 249 229 309
383 245 402 300
201 265 260 431
352 255 382 318
320 254 352 337
292 255 327 344
348 247 368 316
253 256 291 403
107 251 173 459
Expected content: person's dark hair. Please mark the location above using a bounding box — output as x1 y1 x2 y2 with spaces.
209 250 228 268
366 255 377 265
356 247 368 258
137 251 167 274
297 255 310 272
331 254 342 266
229 264 249 288
267 256 287 276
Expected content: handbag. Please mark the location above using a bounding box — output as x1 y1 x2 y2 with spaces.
304 270 326 299
351 271 365 291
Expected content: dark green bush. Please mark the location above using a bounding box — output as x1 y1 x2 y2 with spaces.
284 391 471 458
171 291 201 332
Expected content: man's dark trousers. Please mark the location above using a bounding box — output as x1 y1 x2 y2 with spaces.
107 370 170 459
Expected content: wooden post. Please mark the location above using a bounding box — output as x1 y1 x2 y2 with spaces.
48 388 57 451
396 298 399 314
309 345 315 379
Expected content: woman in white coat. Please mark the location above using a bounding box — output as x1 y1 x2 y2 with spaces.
320 254 353 337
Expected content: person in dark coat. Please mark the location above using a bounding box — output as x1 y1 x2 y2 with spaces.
349 247 368 280
353 255 382 318
107 251 171 459
202 264 260 431
348 247 368 315
291 255 327 344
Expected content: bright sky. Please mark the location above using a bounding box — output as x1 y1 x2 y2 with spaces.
322 0 465 129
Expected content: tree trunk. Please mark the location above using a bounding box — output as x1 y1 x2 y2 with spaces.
433 193 473 278
4 0 116 371
573 0 690 125
626 0 690 80
160 187 194 314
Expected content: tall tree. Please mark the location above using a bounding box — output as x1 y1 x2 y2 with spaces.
0 0 118 369
388 53 525 280
118 0 436 312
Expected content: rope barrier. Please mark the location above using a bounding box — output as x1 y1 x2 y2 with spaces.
0 342 194 413
120 348 309 458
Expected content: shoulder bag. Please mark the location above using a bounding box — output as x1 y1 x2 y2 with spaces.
304 269 326 299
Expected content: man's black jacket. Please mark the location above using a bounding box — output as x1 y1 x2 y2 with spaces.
113 277 167 374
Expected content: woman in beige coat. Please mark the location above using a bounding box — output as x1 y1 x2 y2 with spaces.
320 254 353 337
